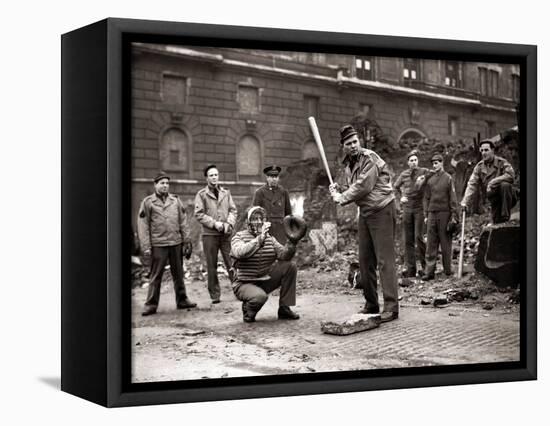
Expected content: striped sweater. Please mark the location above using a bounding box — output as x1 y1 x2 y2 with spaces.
230 229 295 284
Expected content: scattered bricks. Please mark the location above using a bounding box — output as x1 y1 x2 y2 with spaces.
475 223 520 288
321 314 381 335
433 295 449 307
399 278 413 288
508 289 521 304
445 289 472 302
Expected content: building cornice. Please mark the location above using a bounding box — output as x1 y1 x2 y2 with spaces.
133 43 517 113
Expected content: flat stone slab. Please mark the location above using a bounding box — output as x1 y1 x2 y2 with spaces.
321 313 381 335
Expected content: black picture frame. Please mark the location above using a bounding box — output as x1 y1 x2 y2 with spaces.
61 17 537 407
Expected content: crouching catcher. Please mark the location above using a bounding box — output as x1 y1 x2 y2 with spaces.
230 206 307 323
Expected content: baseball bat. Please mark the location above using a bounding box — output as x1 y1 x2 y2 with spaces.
308 116 334 185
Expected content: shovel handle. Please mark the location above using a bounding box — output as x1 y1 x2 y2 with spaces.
458 209 466 278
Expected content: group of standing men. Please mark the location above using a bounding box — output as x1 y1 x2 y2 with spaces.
137 162 300 322
330 125 516 323
136 121 517 325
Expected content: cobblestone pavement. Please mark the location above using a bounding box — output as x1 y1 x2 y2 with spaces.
131 277 520 382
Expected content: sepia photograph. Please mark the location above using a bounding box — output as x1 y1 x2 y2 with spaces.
129 42 522 383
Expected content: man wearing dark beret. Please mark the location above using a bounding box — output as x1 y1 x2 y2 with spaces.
461 139 517 224
393 149 431 277
137 172 196 316
252 165 292 243
329 124 399 323
194 165 237 304
421 153 459 281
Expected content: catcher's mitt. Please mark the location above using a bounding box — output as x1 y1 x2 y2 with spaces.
283 215 308 243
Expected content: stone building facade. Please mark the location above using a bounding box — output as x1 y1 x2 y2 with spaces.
130 43 519 250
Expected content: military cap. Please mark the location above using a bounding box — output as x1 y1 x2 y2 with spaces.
430 153 444 162
263 165 282 176
479 139 495 149
153 171 170 183
203 164 218 176
407 149 419 160
339 124 358 144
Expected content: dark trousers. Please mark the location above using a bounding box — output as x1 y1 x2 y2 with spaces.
487 182 517 224
233 260 297 315
402 209 426 274
269 220 287 244
145 244 188 308
202 234 232 300
358 201 399 313
425 211 452 276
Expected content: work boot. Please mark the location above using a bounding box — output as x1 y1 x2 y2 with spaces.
141 305 157 316
420 272 435 281
380 311 399 323
358 305 380 314
177 298 197 309
242 303 257 323
211 297 221 304
278 305 300 320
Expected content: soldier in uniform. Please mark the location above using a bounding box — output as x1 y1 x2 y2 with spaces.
393 149 431 277
252 165 292 244
421 154 459 281
329 124 399 323
230 206 302 323
137 172 196 316
194 164 238 304
461 139 517 224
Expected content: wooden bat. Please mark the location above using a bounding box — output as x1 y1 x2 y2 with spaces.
308 116 334 186
458 209 466 278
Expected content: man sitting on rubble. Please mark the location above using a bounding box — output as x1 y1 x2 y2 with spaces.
461 139 517 224
230 206 305 323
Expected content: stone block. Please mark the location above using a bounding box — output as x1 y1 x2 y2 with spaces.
475 223 520 288
321 314 381 335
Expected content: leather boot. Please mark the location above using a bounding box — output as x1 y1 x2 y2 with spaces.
278 305 300 320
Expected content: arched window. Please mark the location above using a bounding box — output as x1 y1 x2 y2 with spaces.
398 129 425 147
237 134 261 180
159 128 189 172
302 139 319 160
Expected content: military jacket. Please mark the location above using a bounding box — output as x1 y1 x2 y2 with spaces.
252 184 292 222
194 185 237 236
339 148 395 215
462 156 515 206
393 167 431 211
137 193 190 252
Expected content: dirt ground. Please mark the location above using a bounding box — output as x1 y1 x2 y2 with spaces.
131 264 520 383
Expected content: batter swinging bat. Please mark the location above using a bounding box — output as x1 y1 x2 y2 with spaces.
308 116 334 186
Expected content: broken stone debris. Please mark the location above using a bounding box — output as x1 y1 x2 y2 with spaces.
321 313 381 335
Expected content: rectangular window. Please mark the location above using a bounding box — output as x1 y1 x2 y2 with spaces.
304 95 319 118
238 85 260 113
489 70 499 97
445 61 461 88
403 58 419 80
162 74 186 104
448 116 459 136
355 56 374 80
479 67 488 95
485 120 496 138
511 74 520 101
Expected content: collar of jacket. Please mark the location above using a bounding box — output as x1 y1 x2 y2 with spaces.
342 147 369 166
151 193 175 205
204 185 227 200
